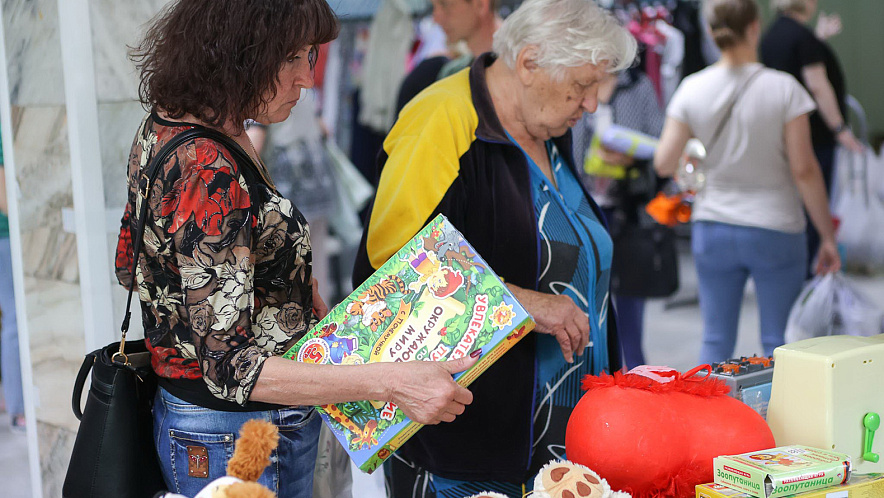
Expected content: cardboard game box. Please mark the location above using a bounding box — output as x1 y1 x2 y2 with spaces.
697 473 884 498
713 446 852 498
282 214 536 473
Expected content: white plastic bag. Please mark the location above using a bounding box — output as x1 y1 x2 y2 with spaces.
785 273 884 344
312 425 353 498
325 139 374 212
325 139 375 247
875 144 884 204
831 147 884 273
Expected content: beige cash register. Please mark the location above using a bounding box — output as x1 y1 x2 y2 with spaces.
767 334 883 474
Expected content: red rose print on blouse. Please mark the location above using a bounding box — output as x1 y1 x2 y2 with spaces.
187 138 220 166
160 162 251 235
147 343 202 379
115 206 134 288
115 116 314 405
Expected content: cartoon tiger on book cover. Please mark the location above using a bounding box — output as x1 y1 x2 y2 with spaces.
346 275 410 332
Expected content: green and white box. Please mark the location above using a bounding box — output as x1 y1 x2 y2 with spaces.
714 446 852 498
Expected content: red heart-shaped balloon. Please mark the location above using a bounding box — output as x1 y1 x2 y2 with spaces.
566 370 775 497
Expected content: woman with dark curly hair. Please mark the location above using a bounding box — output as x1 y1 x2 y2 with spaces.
115 1 479 495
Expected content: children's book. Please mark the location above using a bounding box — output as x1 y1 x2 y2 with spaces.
282 214 535 473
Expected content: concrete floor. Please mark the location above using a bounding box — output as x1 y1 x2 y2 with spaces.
2 251 882 498
0 408 31 497
645 251 884 371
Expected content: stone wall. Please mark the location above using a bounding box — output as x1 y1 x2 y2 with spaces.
2 0 168 494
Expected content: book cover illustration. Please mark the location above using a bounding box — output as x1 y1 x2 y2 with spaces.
282 214 535 473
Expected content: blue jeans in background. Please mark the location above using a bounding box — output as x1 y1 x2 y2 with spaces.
614 294 646 369
153 387 321 497
0 237 24 420
692 221 807 365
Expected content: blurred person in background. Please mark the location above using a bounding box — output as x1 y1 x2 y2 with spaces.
654 0 841 366
354 0 636 495
246 96 336 304
760 0 862 276
395 0 502 115
0 161 24 432
245 99 350 498
572 65 664 370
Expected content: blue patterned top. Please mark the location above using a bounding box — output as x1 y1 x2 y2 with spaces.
514 136 613 373
424 137 616 493
510 135 614 468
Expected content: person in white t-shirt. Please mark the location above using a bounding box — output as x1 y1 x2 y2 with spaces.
653 0 840 365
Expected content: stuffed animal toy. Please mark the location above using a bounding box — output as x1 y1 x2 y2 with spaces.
566 365 775 498
465 460 630 498
158 419 279 498
530 460 631 498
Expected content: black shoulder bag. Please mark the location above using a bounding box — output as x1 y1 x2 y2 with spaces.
610 220 680 298
62 127 263 498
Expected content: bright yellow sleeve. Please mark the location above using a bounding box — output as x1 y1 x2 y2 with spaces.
366 69 479 269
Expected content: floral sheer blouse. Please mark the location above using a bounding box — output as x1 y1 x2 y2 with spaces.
115 112 316 405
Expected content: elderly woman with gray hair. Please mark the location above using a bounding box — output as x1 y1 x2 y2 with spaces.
352 0 636 495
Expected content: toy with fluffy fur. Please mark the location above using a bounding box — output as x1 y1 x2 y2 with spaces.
465 461 631 498
158 419 279 498
530 460 631 498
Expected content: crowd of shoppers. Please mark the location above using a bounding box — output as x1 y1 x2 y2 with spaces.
654 0 841 365
0 0 862 497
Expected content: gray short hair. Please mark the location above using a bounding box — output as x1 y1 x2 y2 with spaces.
771 0 811 15
492 0 637 80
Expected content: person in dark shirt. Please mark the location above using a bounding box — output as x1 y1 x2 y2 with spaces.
394 0 502 116
760 0 862 275
395 55 449 114
571 66 665 370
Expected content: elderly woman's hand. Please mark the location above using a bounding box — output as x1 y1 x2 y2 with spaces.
507 285 590 363
384 353 480 425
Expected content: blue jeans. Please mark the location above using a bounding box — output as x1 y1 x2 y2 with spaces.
153 387 321 497
0 237 24 419
692 221 806 365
